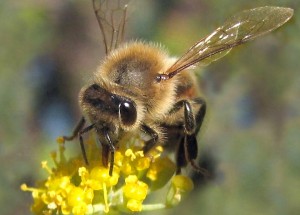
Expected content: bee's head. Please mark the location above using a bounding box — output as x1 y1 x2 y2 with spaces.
79 84 138 130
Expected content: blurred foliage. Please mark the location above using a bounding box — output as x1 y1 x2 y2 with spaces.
0 0 299 215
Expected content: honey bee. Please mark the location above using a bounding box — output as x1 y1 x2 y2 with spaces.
62 0 293 176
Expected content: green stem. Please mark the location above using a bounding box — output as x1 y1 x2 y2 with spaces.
142 203 166 211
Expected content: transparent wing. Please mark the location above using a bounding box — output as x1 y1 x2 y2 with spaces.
93 0 130 55
165 6 293 79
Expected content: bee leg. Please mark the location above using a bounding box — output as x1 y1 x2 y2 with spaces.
101 143 110 168
61 116 92 165
103 131 115 176
169 100 196 134
141 124 159 154
186 98 208 175
62 116 86 141
184 134 209 175
175 135 186 174
172 98 208 175
193 98 206 134
78 123 95 165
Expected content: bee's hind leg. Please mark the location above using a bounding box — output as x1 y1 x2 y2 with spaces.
171 98 208 175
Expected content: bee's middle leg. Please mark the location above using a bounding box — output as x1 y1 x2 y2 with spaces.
141 124 162 154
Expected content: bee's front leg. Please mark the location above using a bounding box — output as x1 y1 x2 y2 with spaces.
62 116 86 141
78 123 95 165
102 131 116 176
62 116 95 166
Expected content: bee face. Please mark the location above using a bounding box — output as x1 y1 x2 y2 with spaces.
79 83 138 130
62 1 293 176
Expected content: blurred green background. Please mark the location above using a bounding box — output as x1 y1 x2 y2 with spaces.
1 0 299 214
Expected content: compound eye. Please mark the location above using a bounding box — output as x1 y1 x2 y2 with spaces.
119 101 137 126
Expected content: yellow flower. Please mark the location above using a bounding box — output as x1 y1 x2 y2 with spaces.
120 149 151 176
166 175 194 207
82 166 119 190
21 133 195 214
63 186 94 215
123 175 148 212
